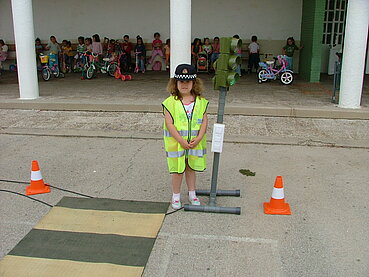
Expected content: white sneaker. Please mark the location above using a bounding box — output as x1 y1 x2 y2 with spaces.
171 199 182 210
189 197 201 206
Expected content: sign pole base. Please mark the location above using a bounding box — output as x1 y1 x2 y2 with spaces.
184 204 241 215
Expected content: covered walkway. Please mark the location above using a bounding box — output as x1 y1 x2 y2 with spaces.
0 71 368 119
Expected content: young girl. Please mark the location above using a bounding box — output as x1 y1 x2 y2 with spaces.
134 36 146 73
45 36 61 55
191 38 202 69
164 39 170 70
149 32 163 64
282 37 303 71
92 34 103 56
202 38 212 55
162 64 209 209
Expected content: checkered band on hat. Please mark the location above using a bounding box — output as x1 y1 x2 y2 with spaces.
174 74 197 80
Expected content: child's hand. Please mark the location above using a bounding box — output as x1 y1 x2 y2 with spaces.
189 137 201 148
180 139 190 150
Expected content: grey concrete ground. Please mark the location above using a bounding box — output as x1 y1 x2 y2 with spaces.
0 109 368 277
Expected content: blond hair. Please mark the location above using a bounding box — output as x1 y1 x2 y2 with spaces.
166 78 204 100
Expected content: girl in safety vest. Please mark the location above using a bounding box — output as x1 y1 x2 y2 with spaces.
163 64 209 210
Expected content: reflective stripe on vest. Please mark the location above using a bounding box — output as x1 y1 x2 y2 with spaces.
188 149 207 157
163 130 199 137
166 150 186 158
166 148 206 158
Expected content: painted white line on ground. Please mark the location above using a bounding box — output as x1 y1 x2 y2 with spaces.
159 232 277 244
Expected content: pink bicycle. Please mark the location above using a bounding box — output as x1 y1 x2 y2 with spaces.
257 55 294 85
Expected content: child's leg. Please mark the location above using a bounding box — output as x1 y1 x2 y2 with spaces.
185 164 196 192
185 164 200 205
149 50 159 64
172 173 183 194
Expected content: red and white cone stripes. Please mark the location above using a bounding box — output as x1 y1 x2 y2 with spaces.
264 176 291 215
26 160 50 196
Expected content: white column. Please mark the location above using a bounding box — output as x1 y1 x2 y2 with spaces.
11 0 39 99
170 0 191 77
339 0 369 109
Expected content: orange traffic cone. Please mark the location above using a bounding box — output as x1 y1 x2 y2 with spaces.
26 160 51 195
264 176 291 215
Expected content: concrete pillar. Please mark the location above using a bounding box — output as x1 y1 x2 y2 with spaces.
11 0 39 99
339 0 369 108
170 0 191 77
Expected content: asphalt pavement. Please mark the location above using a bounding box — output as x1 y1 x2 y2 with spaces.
0 109 368 277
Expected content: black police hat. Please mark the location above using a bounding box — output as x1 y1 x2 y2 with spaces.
174 64 197 81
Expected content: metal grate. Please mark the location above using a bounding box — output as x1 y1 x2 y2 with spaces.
322 0 347 46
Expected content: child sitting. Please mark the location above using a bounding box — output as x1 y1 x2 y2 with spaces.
148 32 163 65
92 34 103 57
74 36 86 69
191 38 202 69
45 36 61 55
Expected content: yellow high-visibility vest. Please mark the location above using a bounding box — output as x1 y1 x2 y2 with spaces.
162 95 209 174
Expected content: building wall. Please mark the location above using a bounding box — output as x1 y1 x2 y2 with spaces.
0 0 303 70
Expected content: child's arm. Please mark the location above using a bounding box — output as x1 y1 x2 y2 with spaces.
164 109 190 149
189 113 208 148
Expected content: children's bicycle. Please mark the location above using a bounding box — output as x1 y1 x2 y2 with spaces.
257 55 294 85
82 52 118 79
39 53 64 81
114 52 132 81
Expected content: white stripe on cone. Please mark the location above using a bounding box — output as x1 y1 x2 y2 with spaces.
31 170 43 181
271 187 285 199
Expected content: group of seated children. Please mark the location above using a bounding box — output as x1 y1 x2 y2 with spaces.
191 35 261 75
36 33 170 73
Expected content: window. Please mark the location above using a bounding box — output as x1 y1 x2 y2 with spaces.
322 0 347 45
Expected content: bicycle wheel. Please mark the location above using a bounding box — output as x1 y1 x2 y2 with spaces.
280 71 294 85
257 69 268 83
53 66 60 78
107 63 118 77
86 65 95 79
41 68 51 81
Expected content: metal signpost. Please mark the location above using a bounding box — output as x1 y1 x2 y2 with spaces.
184 37 242 215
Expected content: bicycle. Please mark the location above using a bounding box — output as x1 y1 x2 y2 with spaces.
39 53 64 81
257 55 294 85
82 52 118 79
